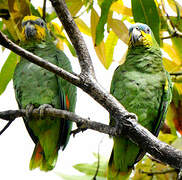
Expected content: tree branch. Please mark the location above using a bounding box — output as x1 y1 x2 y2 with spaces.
49 0 95 78
1 108 182 170
0 31 81 86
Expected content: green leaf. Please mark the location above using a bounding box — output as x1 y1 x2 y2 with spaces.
57 173 106 180
95 0 116 46
0 52 18 95
131 0 160 44
30 3 41 17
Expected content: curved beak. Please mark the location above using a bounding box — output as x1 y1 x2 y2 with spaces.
24 22 36 39
130 28 142 44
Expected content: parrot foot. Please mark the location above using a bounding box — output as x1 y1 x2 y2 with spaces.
115 113 138 135
25 104 34 121
71 121 88 137
38 104 52 119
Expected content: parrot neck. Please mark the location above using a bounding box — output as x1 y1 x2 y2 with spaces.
125 46 164 73
20 39 54 52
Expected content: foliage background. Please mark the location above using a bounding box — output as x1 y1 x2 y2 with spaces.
0 0 182 179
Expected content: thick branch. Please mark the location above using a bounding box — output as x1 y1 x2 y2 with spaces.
0 31 80 86
1 108 182 170
0 109 117 136
49 0 95 78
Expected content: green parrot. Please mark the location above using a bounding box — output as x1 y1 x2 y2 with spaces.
13 16 77 171
108 23 172 179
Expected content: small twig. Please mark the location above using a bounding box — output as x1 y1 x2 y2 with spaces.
42 0 47 21
160 0 182 39
92 138 103 180
0 120 14 135
140 169 176 176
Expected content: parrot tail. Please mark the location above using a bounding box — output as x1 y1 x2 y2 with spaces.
107 150 131 180
29 142 58 171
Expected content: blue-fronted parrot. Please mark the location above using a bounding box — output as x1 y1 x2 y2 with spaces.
13 16 77 171
108 23 172 179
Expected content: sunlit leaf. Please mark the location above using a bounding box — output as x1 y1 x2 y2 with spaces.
166 103 178 135
30 3 41 17
75 18 91 36
105 30 118 69
95 0 116 46
158 132 177 144
131 0 160 44
171 38 182 64
111 0 132 16
163 43 181 66
108 18 129 44
133 156 177 180
91 8 106 67
167 0 182 15
162 57 181 73
57 173 106 180
65 0 83 17
172 136 182 150
0 52 18 95
7 0 31 40
49 22 76 56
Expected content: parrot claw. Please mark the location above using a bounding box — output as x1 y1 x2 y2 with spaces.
125 113 138 121
115 113 138 135
25 104 34 121
38 104 52 119
70 121 88 137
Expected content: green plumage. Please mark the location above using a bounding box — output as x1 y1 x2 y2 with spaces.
13 16 76 171
108 23 172 179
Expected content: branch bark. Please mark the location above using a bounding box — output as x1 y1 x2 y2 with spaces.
0 0 182 171
0 108 182 170
49 0 95 78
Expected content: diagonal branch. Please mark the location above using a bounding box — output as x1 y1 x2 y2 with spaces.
0 31 80 86
49 0 95 78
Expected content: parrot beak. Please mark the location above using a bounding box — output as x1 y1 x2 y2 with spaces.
130 28 143 44
24 21 37 39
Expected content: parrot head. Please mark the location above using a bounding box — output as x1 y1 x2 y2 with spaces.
21 16 48 41
128 23 157 48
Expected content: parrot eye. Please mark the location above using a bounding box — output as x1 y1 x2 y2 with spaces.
146 28 150 34
40 21 44 27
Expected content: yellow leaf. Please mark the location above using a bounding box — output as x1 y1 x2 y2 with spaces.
75 18 91 36
111 0 132 16
167 0 182 14
105 30 118 69
108 18 129 44
56 38 64 51
163 57 181 73
7 0 31 40
65 0 83 17
163 43 181 65
91 8 106 68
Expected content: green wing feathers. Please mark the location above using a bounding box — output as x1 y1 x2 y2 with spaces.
108 23 172 180
13 41 76 171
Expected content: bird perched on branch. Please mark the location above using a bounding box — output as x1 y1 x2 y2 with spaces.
108 23 172 180
13 16 76 171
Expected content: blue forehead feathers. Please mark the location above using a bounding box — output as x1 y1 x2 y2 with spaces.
129 23 151 34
